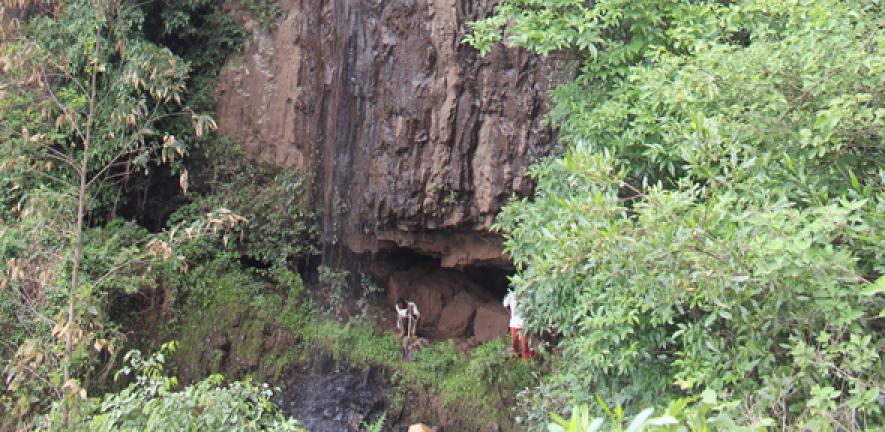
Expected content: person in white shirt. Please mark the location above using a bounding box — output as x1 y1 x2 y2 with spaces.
503 290 534 362
395 297 420 339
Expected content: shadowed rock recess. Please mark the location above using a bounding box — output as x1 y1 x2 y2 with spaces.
216 0 566 268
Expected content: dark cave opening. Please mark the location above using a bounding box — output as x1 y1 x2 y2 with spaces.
310 245 515 342
115 164 187 232
462 265 511 301
335 246 513 303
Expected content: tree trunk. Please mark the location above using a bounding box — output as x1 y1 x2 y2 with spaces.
63 4 99 424
63 153 87 427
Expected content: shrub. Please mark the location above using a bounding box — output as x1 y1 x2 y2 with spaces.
39 344 304 431
169 159 320 265
549 390 773 432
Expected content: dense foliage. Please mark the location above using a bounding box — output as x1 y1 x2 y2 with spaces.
1 0 212 424
5 0 882 430
549 390 765 432
471 0 884 429
169 145 321 265
41 344 304 431
0 0 306 428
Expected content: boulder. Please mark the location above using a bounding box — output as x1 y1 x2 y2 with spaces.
472 303 509 343
387 264 491 328
409 425 433 432
386 263 506 338
386 270 410 306
415 286 445 330
387 265 448 327
483 422 502 432
437 292 480 337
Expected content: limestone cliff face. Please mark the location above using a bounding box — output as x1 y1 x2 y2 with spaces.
216 0 561 267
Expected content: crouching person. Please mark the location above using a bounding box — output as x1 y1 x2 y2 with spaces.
395 297 420 339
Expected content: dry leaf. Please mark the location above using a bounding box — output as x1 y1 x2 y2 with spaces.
179 169 188 196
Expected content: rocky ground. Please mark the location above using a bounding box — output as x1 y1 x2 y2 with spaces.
278 348 393 432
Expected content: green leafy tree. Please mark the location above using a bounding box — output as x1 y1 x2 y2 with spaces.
1 0 216 425
470 0 883 429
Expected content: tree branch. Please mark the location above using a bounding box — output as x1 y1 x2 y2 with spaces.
44 146 82 172
85 147 142 189
40 70 87 144
30 169 76 190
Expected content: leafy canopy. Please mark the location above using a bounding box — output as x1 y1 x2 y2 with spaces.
0 0 233 426
471 0 884 430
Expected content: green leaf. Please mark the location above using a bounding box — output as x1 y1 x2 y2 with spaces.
626 408 654 432
860 276 885 297
595 395 612 417
701 389 717 405
587 418 605 432
848 170 860 191
647 415 679 427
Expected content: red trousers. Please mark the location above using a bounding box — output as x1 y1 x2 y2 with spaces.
510 327 534 362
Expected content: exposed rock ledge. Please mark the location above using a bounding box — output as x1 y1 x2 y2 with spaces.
216 0 567 266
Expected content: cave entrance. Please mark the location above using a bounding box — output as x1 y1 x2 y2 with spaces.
336 247 514 344
462 265 511 301
352 247 512 301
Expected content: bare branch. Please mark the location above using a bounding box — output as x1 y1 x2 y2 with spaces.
152 111 187 121
103 173 135 188
44 146 81 171
30 169 77 190
43 71 90 100
90 258 149 291
40 70 87 144
85 147 142 189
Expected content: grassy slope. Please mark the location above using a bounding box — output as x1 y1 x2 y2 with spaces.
160 259 539 430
